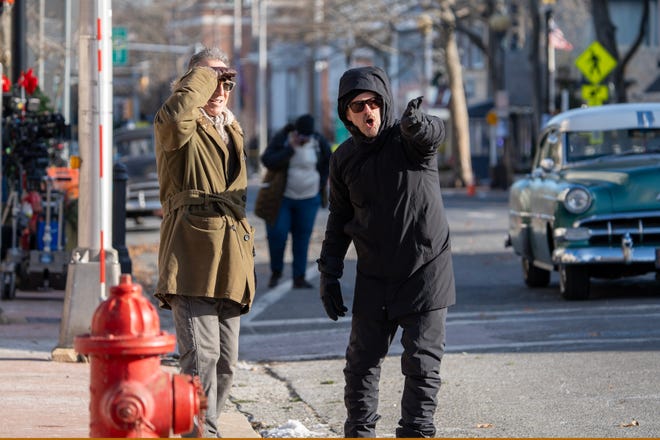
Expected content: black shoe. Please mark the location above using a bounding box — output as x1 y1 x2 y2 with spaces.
293 276 313 289
268 272 281 288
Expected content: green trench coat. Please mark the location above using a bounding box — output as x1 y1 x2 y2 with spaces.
153 66 255 313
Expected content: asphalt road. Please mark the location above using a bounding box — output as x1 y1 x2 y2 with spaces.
232 188 660 362
126 185 660 437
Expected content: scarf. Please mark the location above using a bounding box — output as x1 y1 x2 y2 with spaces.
200 107 235 144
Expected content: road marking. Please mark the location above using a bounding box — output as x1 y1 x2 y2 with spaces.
239 332 660 361
243 264 321 324
243 303 660 328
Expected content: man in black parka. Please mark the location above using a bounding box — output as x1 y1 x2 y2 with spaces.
317 66 456 438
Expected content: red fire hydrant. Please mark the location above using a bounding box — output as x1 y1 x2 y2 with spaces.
75 274 206 437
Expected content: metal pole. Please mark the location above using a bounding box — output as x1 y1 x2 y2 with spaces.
547 14 556 114
233 0 242 119
390 30 399 106
63 0 72 125
313 0 323 122
11 0 26 81
257 0 268 165
424 26 432 100
53 0 120 360
97 0 115 277
38 0 45 83
0 62 3 262
544 7 552 116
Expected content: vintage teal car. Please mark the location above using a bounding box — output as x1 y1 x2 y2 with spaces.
506 103 660 300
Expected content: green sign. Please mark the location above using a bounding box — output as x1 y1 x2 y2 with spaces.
575 41 617 85
112 27 128 66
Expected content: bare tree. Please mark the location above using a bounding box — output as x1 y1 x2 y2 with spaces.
438 1 474 190
591 0 649 102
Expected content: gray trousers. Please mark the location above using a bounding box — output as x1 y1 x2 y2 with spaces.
343 308 447 438
169 295 242 438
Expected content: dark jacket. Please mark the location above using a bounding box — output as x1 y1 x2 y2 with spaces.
319 66 456 320
260 123 332 204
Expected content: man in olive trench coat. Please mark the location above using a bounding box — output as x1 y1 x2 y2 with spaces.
153 47 255 437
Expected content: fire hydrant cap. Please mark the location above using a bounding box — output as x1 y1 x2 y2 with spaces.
91 274 161 337
75 274 175 355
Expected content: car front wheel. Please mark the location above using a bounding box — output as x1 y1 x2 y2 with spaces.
559 265 590 300
522 257 551 287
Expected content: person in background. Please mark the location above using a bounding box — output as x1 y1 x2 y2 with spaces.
317 66 456 437
261 114 332 289
153 47 255 437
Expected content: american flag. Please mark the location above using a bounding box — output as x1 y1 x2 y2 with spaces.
549 19 574 51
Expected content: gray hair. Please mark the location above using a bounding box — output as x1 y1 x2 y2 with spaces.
187 47 230 69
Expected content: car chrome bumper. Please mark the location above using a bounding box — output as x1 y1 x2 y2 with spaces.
553 246 658 265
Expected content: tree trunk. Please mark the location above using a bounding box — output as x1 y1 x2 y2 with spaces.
440 2 474 192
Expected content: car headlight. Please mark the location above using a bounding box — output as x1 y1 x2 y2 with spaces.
563 187 592 214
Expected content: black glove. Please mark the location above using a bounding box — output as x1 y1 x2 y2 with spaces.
319 274 347 321
400 96 424 134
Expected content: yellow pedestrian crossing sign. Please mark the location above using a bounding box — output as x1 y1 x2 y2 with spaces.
581 84 609 106
575 41 617 84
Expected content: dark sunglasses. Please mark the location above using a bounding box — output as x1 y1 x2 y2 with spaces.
348 96 383 113
221 80 236 92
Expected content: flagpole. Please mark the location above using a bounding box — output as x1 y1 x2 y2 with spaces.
548 21 556 114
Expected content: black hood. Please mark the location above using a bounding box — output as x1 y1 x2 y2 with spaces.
337 66 395 143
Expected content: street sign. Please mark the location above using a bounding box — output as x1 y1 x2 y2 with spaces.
112 27 128 66
581 84 609 106
575 41 617 84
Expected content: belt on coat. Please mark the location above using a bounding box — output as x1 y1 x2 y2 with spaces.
162 189 245 219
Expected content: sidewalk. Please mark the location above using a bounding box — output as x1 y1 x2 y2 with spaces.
0 287 260 438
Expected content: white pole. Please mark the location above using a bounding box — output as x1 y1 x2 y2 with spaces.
38 0 45 83
97 0 114 261
548 39 555 114
52 0 120 359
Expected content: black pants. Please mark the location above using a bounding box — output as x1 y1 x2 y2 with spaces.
343 308 447 438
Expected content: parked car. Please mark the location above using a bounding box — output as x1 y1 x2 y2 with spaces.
113 126 161 224
506 103 660 300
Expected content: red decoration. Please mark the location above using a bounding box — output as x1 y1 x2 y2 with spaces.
1 73 10 93
17 68 38 95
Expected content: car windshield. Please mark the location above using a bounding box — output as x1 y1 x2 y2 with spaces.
565 128 660 163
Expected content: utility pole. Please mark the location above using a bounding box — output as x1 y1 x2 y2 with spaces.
233 0 242 119
63 0 72 125
52 0 120 362
257 0 268 167
11 0 26 81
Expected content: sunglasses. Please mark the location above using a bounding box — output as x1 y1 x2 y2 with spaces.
221 80 236 92
348 96 383 113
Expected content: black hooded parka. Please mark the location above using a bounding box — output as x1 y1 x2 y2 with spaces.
319 66 456 320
